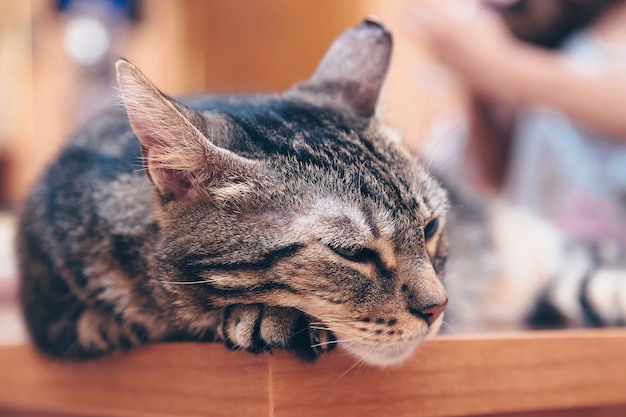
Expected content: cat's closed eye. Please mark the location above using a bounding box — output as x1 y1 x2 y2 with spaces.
424 218 439 241
330 245 377 263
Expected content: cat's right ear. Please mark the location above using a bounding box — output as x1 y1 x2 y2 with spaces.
116 59 260 202
290 17 392 118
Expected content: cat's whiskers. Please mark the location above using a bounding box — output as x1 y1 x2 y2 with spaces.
312 313 366 324
316 313 355 319
157 274 234 286
431 148 465 178
310 336 368 349
309 325 334 331
309 321 363 333
342 331 377 350
309 320 381 350
425 122 464 174
421 83 435 145
441 320 457 333
332 342 377 384
313 316 357 322
310 319 359 325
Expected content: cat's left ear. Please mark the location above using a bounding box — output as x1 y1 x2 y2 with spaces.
116 59 261 202
290 17 392 118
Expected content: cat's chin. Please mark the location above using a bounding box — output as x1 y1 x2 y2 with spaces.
341 338 423 367
338 316 444 368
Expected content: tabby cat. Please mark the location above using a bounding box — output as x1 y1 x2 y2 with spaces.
18 19 449 367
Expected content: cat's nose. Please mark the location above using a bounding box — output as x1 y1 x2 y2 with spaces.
411 299 448 326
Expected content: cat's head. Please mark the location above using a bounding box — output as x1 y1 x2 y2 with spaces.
117 18 448 367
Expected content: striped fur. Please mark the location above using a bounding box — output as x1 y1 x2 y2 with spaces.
529 240 626 328
18 19 449 367
442 184 626 333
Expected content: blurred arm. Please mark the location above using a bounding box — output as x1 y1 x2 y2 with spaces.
465 93 516 192
409 1 626 139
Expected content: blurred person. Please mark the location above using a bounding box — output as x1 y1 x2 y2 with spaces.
410 0 626 246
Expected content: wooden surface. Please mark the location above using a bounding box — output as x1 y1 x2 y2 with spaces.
1 329 625 417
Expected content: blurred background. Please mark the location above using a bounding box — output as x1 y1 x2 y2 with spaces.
0 0 463 344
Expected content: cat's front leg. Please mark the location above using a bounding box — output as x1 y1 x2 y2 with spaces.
218 304 336 362
74 309 158 357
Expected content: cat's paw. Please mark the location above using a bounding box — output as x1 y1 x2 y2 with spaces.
219 304 336 362
74 309 150 357
582 269 626 326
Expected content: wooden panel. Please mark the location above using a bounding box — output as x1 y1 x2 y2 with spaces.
180 0 365 93
472 405 626 417
1 330 625 417
0 344 269 417
270 330 626 417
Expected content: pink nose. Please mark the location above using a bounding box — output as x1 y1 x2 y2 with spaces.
418 300 448 326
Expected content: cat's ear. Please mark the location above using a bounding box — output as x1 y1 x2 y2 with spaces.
291 17 392 118
116 59 259 202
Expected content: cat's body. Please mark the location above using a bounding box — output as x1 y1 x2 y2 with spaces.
18 19 449 367
443 179 626 332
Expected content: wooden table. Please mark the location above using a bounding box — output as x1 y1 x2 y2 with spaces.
1 329 625 417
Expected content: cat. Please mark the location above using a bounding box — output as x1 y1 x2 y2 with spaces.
17 18 450 367
441 178 626 333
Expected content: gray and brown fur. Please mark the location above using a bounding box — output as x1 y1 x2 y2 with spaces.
441 179 626 333
18 19 449 367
